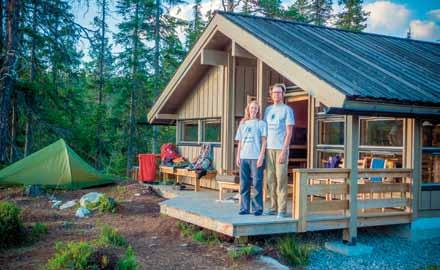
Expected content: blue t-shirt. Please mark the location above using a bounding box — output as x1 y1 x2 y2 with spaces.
264 104 295 150
235 119 267 159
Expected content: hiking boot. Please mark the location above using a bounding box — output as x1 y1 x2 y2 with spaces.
264 209 276 216
277 212 287 219
238 210 250 215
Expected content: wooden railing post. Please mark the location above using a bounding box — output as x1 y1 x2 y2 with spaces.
294 170 307 232
343 115 359 245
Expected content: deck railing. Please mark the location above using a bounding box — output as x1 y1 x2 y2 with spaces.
292 168 413 232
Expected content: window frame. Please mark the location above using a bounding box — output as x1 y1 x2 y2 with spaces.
421 120 440 185
180 120 199 144
202 119 221 144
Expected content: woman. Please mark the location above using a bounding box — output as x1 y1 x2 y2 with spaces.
235 100 267 216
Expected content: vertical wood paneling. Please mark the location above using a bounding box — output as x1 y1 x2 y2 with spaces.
177 66 223 119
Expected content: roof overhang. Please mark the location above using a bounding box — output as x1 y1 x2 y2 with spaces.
148 12 440 124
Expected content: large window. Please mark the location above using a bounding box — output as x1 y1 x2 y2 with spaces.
422 120 440 184
360 118 403 147
203 121 221 143
182 122 198 142
359 117 404 169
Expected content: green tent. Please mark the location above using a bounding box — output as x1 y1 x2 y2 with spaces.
0 139 119 189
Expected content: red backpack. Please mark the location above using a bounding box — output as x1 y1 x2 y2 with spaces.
160 143 180 163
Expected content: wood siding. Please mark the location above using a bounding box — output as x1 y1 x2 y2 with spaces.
178 66 224 119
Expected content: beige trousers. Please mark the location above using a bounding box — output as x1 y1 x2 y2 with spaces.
266 149 289 213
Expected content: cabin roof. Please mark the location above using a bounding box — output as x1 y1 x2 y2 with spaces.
221 12 440 105
148 12 440 124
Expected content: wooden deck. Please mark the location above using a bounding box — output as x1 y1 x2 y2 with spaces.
158 186 298 237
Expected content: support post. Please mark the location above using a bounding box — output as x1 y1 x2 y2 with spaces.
405 118 421 219
221 52 235 172
343 115 359 245
256 59 267 112
307 96 316 168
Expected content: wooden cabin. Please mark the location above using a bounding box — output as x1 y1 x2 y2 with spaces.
148 12 440 242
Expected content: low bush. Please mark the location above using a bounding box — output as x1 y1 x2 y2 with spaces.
45 241 96 270
97 195 117 213
99 224 127 247
45 225 137 270
277 236 312 267
0 201 25 249
177 221 219 245
28 222 48 243
116 246 138 270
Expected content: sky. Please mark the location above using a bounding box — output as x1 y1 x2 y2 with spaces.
74 0 440 61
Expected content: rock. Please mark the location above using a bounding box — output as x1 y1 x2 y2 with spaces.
60 200 77 210
75 207 91 218
51 200 62 209
79 192 103 208
180 243 188 248
257 256 289 270
134 193 141 196
151 236 158 240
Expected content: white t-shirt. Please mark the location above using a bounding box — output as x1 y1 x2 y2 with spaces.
235 119 267 159
264 103 295 150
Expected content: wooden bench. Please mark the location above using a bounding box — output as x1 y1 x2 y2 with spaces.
160 166 176 181
176 168 217 192
216 175 240 200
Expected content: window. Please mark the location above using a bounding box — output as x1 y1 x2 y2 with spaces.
316 115 344 168
204 121 221 143
360 118 403 147
422 120 440 184
182 122 198 142
318 119 344 145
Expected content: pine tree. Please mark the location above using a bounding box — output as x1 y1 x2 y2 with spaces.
256 0 283 18
309 0 332 26
335 0 369 32
185 0 205 50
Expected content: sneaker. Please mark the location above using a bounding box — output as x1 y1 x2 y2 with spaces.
253 211 263 216
238 210 250 215
264 209 276 216
277 212 287 219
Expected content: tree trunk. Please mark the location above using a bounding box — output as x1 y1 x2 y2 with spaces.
95 0 106 169
152 0 161 154
9 94 16 161
0 0 20 163
126 2 139 176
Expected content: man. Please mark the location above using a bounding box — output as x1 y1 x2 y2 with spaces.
264 83 294 218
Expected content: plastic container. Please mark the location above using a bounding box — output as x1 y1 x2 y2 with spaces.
138 154 157 182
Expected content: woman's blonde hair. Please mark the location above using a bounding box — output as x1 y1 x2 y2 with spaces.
242 100 261 122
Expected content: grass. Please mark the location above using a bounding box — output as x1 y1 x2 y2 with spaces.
28 222 48 243
228 245 261 260
177 221 220 245
426 266 440 270
98 224 127 247
277 236 313 267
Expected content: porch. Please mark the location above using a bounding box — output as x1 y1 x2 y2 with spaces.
157 168 413 238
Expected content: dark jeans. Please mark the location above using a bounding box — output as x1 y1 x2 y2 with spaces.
239 159 264 213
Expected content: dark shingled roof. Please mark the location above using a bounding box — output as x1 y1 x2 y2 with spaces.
220 12 440 105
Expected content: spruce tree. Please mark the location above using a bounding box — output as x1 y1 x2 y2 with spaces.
185 0 205 50
309 0 332 26
335 0 369 31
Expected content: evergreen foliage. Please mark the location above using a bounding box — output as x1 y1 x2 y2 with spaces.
335 0 370 31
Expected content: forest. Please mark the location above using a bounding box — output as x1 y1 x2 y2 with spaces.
0 0 369 177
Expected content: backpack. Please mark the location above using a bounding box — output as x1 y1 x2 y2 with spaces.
160 143 181 164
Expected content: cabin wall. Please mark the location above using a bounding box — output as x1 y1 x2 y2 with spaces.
178 66 224 118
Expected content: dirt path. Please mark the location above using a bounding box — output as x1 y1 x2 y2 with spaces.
0 183 259 270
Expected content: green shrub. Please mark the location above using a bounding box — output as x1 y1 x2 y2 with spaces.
45 241 96 270
116 246 138 270
99 225 127 247
28 222 48 243
277 236 312 267
228 245 261 260
98 195 117 213
0 201 25 249
426 266 440 270
177 221 219 245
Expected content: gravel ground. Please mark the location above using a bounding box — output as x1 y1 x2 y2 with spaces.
305 226 440 270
